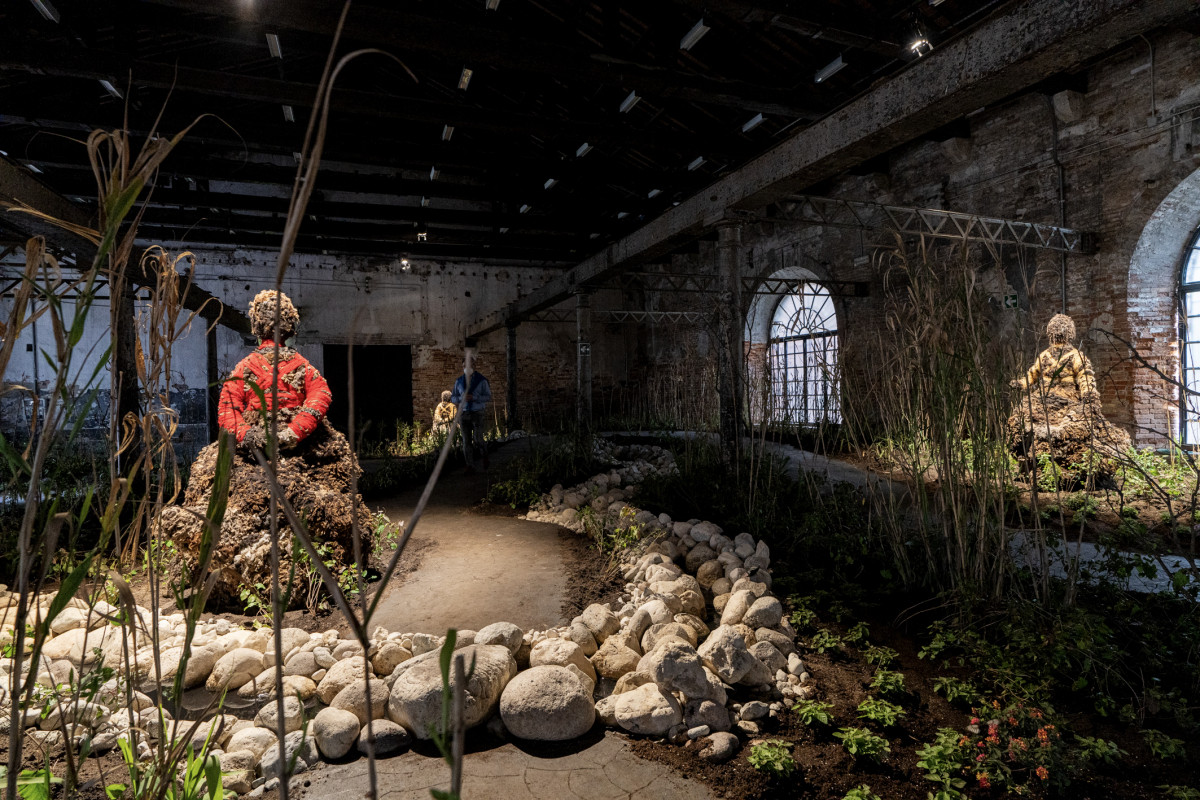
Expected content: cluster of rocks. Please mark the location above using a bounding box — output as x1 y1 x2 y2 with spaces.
0 437 809 792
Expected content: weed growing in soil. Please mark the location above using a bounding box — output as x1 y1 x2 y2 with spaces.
863 644 898 667
1073 735 1125 765
833 727 890 761
746 740 796 778
792 700 834 727
869 669 906 698
841 786 881 800
932 676 981 706
856 697 905 727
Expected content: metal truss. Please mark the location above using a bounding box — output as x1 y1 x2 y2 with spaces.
773 194 1095 254
526 308 709 324
616 272 720 293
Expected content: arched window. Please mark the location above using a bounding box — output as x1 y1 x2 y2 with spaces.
767 282 840 425
1182 226 1200 444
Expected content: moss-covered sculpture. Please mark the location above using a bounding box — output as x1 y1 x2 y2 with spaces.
158 290 373 610
1006 314 1130 485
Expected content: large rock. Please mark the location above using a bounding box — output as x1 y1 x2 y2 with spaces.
528 639 596 683
700 731 739 763
612 683 682 736
317 657 369 704
225 726 277 759
742 596 783 629
331 678 389 725
749 641 787 674
564 622 598 657
254 696 303 734
261 729 319 780
313 707 360 759
697 626 756 684
641 622 697 652
719 590 756 627
357 720 411 756
206 648 265 692
387 645 517 739
684 543 717 573
580 604 620 644
591 637 641 680
635 640 709 699
685 699 731 732
474 622 524 654
499 666 595 741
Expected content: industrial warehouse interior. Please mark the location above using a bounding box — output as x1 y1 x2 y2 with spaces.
2 0 1200 798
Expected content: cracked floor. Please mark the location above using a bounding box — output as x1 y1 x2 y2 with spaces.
291 731 711 800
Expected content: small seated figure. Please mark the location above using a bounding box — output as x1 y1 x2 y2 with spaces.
1007 313 1130 485
158 290 372 610
432 390 456 436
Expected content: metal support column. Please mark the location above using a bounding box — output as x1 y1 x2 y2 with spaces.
505 322 519 432
576 292 592 429
716 221 744 458
206 323 219 442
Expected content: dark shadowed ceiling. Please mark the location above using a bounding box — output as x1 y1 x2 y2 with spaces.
0 0 1008 267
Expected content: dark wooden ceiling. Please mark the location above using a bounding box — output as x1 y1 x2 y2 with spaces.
0 0 1006 267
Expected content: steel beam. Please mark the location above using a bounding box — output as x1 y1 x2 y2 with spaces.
772 195 1094 253
528 308 710 325
469 0 1192 339
0 156 251 335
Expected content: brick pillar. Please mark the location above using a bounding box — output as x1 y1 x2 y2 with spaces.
576 292 592 429
506 322 519 431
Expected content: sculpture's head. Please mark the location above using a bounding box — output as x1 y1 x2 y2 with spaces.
441 390 452 402
249 289 300 341
1046 313 1075 346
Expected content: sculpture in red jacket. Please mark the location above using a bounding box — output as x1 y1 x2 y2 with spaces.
160 289 374 610
218 289 333 450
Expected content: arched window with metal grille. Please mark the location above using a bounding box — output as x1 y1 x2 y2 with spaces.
1181 225 1200 444
767 282 840 425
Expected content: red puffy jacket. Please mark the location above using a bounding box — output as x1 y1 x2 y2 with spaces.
217 341 332 443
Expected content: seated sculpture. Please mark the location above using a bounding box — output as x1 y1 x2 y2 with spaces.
1007 313 1130 485
159 290 372 610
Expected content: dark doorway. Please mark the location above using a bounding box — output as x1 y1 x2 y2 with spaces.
322 344 412 442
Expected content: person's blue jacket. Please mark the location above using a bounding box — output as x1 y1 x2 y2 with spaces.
451 371 492 413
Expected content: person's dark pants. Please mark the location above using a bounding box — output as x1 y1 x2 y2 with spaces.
460 409 487 469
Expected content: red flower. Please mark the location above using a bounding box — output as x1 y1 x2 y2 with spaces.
1036 766 1049 781
977 772 992 789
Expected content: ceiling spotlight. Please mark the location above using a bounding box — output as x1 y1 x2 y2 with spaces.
417 231 428 242
282 104 295 122
485 0 500 8
401 258 410 267
28 0 59 22
617 211 629 219
22 161 43 174
687 156 705 171
575 142 592 157
499 226 509 233
647 188 661 199
458 67 473 90
741 113 765 132
619 90 640 113
265 33 283 59
544 178 558 190
98 79 123 99
429 166 440 181
909 35 932 56
442 124 454 141
679 18 710 51
519 204 531 214
421 196 431 207
292 151 303 164
814 54 846 83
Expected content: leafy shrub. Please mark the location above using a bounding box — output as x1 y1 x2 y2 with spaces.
844 621 870 645
1073 735 1126 765
869 669 906 697
960 702 1070 795
833 727 890 761
863 645 899 667
857 698 905 727
792 700 834 727
1141 729 1187 760
809 629 843 654
747 740 795 778
932 676 980 706
842 786 881 800
916 729 968 800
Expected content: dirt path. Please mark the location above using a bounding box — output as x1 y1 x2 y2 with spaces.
369 439 572 635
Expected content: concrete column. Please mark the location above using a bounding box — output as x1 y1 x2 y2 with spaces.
505 322 519 432
206 323 219 442
716 221 744 457
576 292 592 429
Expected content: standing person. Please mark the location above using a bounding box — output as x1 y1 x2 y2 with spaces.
432 390 456 436
451 355 492 472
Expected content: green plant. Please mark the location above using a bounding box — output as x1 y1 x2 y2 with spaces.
844 621 870 645
856 697 905 727
746 740 795 778
1159 785 1200 799
833 727 890 761
0 766 63 800
841 785 881 800
792 699 834 727
1073 735 1126 765
959 702 1070 795
932 676 980 706
869 669 906 697
107 738 223 800
863 645 899 667
1141 729 1187 760
790 607 819 631
916 728 969 800
809 629 843 654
